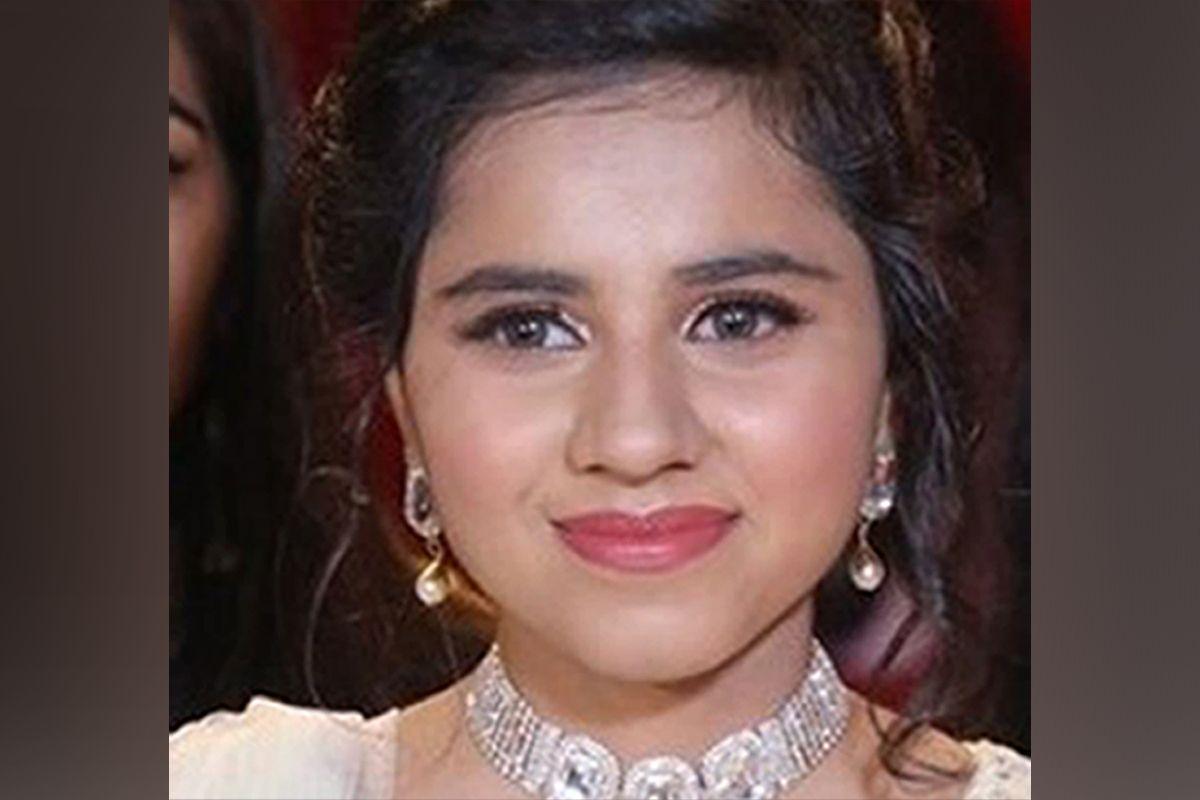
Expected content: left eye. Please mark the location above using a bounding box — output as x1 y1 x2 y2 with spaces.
686 298 802 342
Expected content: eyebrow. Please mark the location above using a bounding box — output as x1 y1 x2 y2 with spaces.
673 250 838 286
436 265 587 300
169 94 207 135
434 249 836 301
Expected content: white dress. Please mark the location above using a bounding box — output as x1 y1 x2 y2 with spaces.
169 696 1031 799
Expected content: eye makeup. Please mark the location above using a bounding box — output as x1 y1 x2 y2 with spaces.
683 289 813 343
452 287 813 358
455 304 589 351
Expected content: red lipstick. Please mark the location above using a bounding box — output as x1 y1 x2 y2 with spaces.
553 505 738 574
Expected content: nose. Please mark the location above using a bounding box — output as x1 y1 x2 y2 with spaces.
565 337 708 484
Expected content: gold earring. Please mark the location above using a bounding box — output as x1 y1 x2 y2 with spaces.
404 464 452 607
849 449 896 593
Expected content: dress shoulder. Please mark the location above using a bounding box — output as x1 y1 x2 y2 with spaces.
961 739 1031 799
169 696 399 799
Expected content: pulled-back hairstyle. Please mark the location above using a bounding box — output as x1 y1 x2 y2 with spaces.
278 0 986 781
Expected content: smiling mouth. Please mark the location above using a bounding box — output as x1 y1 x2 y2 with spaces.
551 504 740 574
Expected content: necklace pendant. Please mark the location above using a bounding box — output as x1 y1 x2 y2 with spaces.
623 756 702 800
545 734 620 800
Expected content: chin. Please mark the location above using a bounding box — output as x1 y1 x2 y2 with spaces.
557 603 752 685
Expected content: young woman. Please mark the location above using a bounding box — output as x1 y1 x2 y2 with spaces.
170 2 1030 797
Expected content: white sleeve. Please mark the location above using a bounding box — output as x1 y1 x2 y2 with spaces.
169 696 373 799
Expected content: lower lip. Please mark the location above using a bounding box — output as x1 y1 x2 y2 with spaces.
554 506 738 574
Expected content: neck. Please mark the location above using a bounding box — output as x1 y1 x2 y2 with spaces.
490 601 817 760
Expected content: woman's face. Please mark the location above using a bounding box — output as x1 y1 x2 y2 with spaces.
169 23 232 417
388 82 888 682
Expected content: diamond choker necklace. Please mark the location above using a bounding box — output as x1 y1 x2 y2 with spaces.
464 639 850 800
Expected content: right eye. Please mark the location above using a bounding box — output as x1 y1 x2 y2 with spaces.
460 307 587 351
169 153 189 177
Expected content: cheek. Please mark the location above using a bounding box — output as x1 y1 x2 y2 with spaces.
168 169 232 410
701 341 884 558
407 355 571 571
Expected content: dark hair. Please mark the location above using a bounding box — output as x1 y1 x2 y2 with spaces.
169 0 291 728
284 0 986 782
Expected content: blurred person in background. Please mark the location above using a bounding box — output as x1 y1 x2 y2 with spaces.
169 0 290 730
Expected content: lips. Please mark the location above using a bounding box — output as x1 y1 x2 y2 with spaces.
553 504 738 574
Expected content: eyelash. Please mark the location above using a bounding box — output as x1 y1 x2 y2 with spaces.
169 153 188 177
685 290 810 343
458 305 586 351
457 292 811 352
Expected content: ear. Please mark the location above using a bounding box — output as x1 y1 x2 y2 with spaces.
874 388 895 454
384 366 421 464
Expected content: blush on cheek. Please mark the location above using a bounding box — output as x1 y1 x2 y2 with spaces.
732 373 882 535
416 368 568 556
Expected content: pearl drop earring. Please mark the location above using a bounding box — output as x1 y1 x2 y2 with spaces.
403 463 452 606
848 448 896 593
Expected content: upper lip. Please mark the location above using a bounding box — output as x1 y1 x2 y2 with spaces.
552 504 739 536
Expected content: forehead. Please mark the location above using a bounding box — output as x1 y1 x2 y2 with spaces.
168 24 203 108
423 78 864 282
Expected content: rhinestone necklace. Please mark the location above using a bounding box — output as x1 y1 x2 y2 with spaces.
464 639 850 800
